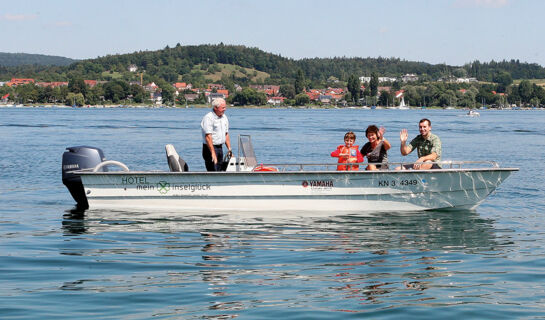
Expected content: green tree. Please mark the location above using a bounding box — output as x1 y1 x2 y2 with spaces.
369 72 379 97
230 88 267 106
378 90 393 107
457 90 476 108
518 80 533 103
38 86 53 103
103 80 129 103
327 76 339 83
295 93 310 106
208 64 221 74
175 92 186 106
130 84 146 104
476 84 496 107
220 74 235 94
294 69 305 94
66 92 85 106
438 90 457 107
279 84 295 99
493 71 513 88
344 92 352 103
155 79 175 104
392 80 402 91
405 86 422 107
86 85 105 105
14 84 38 103
533 84 545 103
362 86 371 99
453 68 467 78
346 75 360 103
68 77 87 95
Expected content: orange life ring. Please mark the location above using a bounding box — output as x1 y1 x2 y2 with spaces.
253 164 278 172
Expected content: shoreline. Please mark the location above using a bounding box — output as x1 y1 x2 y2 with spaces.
0 103 543 111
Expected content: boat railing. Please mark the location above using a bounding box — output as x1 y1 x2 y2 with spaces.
238 134 258 170
75 160 131 173
253 160 500 172
235 135 499 173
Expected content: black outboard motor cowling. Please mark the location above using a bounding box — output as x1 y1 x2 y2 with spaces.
62 146 106 209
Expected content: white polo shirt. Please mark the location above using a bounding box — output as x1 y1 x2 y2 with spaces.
201 110 229 145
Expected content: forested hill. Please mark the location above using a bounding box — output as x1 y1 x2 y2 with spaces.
1 44 545 83
76 44 297 82
67 44 459 82
0 52 77 67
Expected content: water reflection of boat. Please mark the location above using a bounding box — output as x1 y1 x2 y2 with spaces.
62 208 499 252
60 207 502 312
62 136 517 213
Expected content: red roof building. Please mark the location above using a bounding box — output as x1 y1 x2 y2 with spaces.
7 78 35 86
174 82 193 90
306 90 321 101
84 80 98 88
217 89 229 98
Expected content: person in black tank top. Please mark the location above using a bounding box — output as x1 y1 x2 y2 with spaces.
360 125 391 170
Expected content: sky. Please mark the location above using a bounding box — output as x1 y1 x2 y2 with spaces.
1 0 544 67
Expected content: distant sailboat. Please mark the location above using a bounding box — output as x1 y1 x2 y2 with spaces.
396 90 409 109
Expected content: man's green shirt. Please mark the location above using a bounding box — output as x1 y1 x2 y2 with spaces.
408 133 442 161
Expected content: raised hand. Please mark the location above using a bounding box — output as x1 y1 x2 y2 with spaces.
400 129 408 143
379 126 386 140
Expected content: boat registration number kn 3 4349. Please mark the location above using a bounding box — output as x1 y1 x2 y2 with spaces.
378 179 420 187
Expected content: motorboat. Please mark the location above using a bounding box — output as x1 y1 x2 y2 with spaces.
62 135 517 213
467 109 480 117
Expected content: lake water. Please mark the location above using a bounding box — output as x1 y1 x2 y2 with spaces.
1 106 544 319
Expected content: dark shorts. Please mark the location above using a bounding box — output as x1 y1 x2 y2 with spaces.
202 144 224 172
402 163 441 170
371 163 388 170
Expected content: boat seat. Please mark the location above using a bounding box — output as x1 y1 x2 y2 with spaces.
165 144 189 172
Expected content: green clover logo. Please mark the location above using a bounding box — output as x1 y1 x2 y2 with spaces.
157 181 170 194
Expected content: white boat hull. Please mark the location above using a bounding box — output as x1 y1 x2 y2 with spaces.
79 168 516 212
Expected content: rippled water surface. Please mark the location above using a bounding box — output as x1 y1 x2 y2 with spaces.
1 107 544 319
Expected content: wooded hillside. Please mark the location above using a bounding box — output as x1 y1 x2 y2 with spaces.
1 44 544 85
0 52 76 67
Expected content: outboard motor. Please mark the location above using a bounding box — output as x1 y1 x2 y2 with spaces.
165 144 189 172
62 146 106 209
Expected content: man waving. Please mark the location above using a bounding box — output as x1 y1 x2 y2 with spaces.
398 118 442 170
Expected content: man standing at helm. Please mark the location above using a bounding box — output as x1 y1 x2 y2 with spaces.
201 98 231 171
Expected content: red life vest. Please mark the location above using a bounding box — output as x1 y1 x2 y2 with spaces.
333 145 361 171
